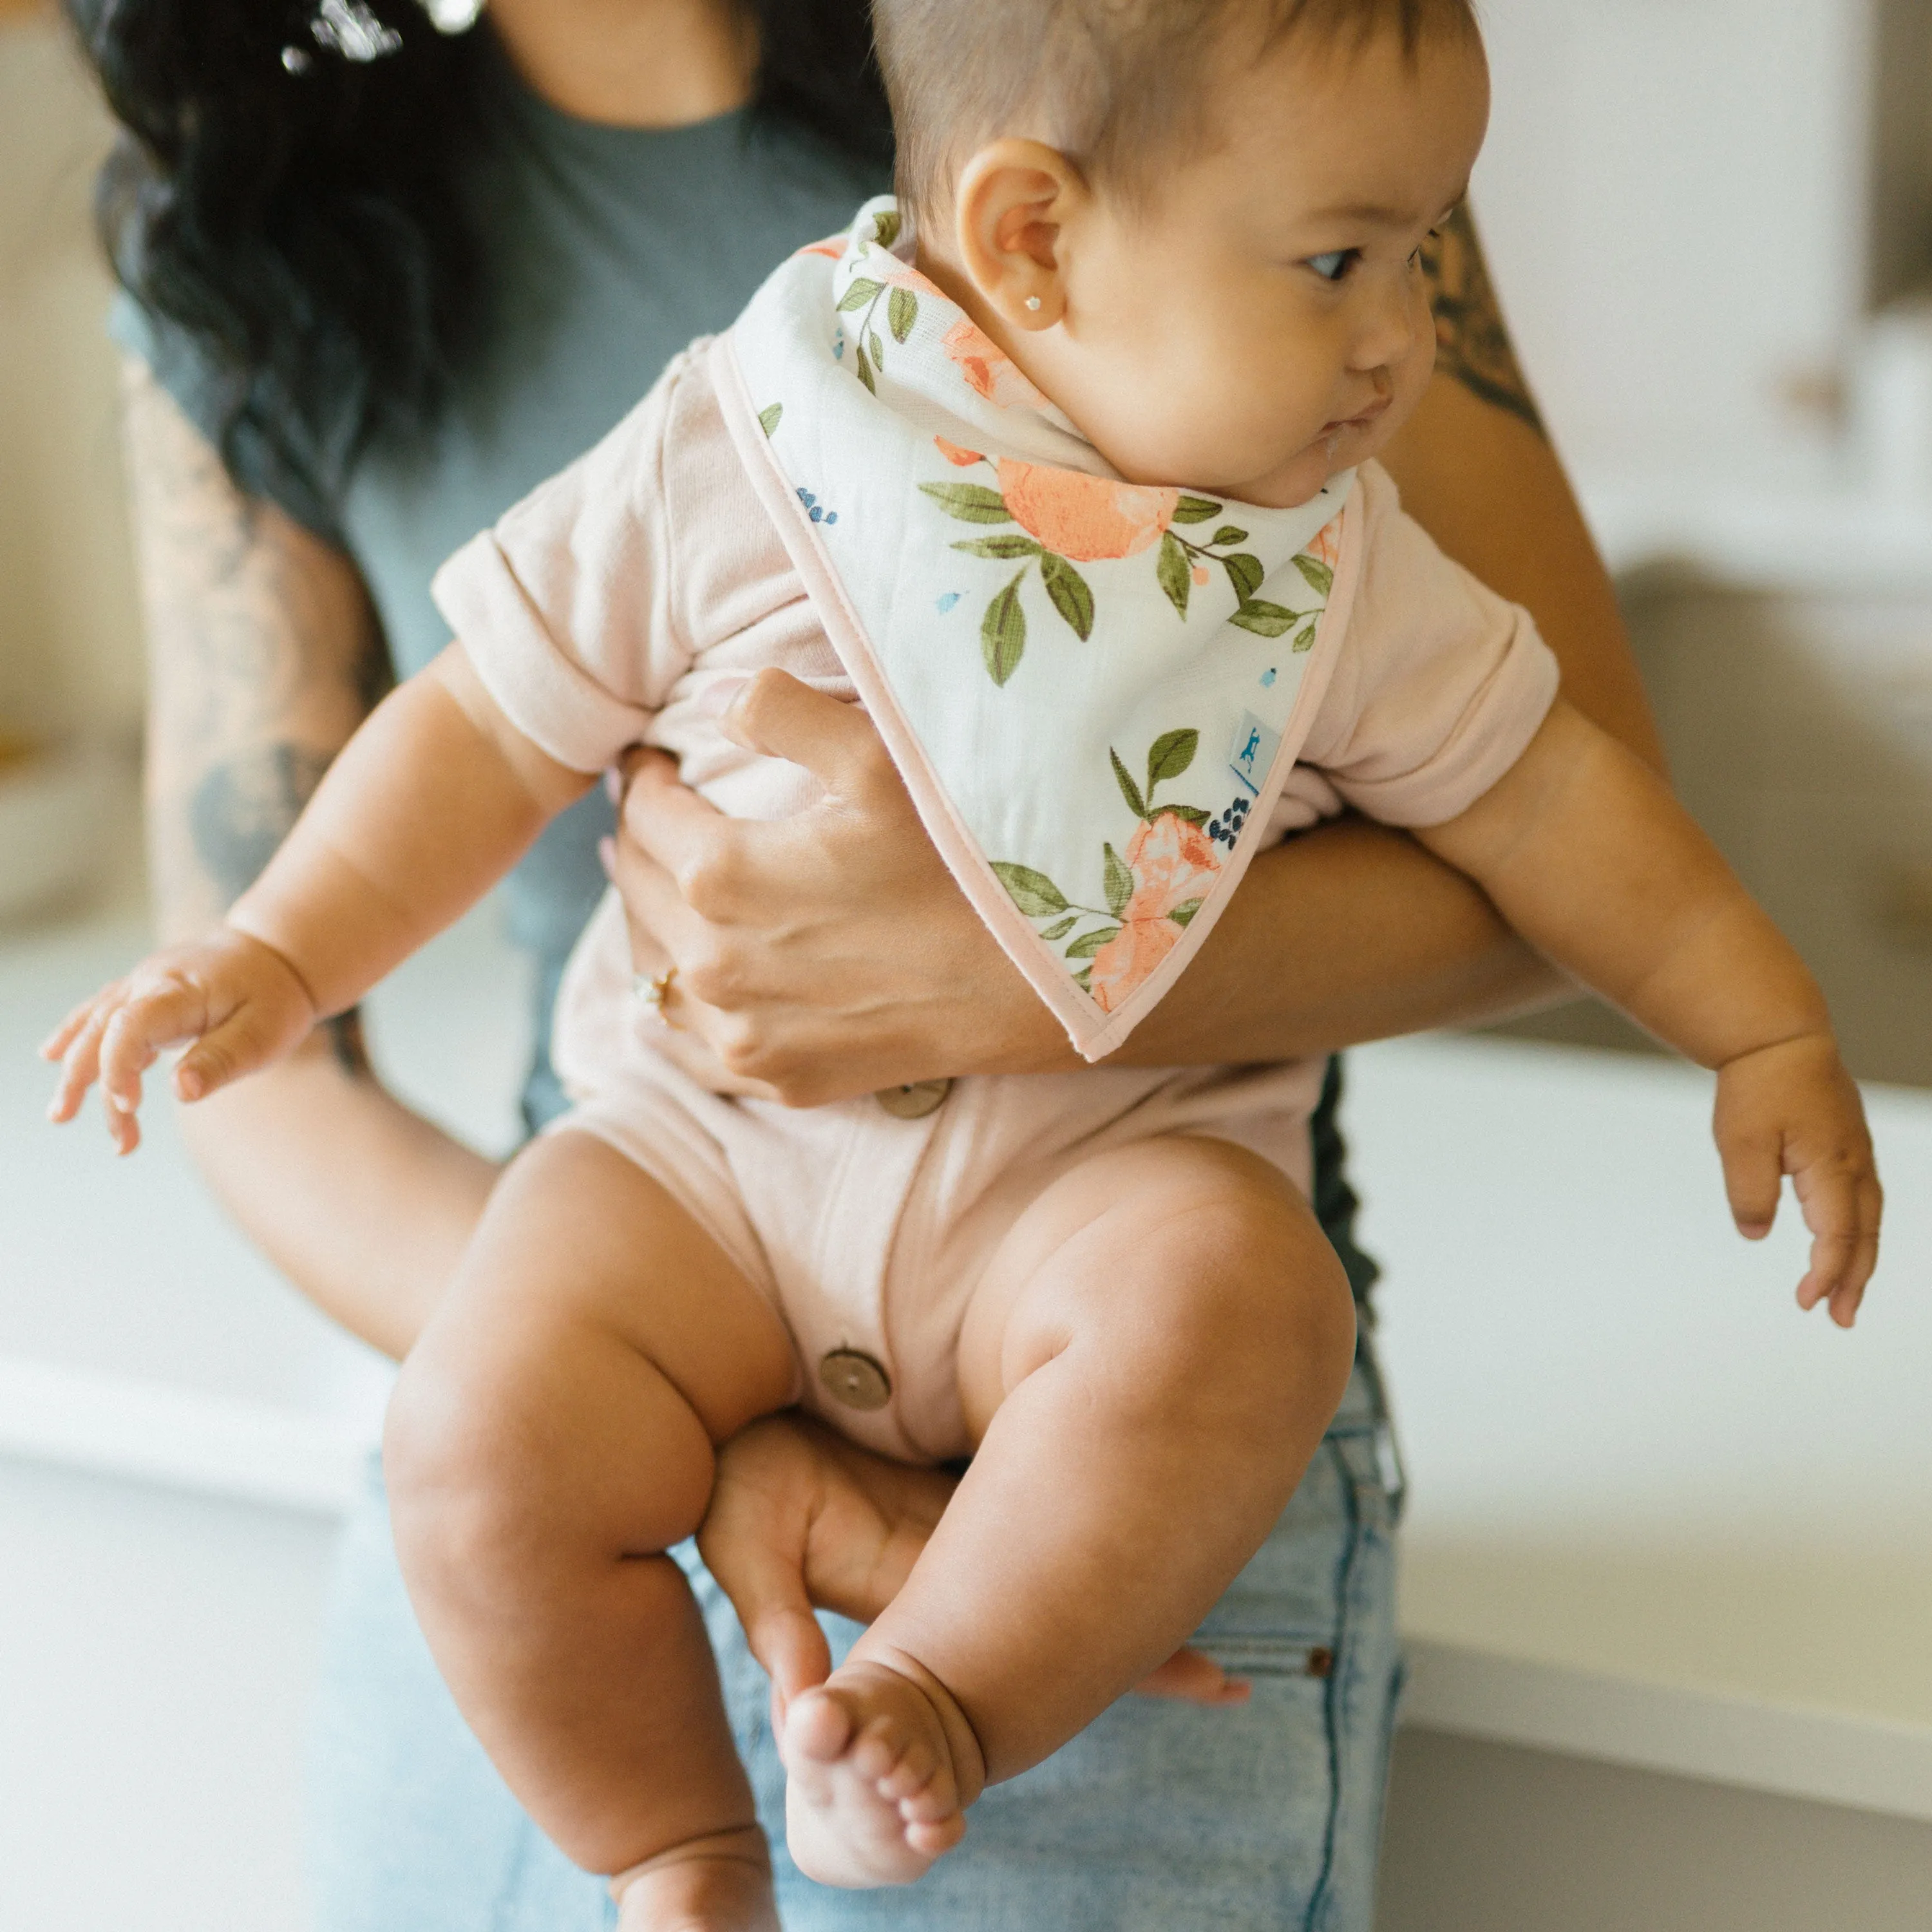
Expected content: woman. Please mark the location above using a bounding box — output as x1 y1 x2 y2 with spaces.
79 0 1658 1924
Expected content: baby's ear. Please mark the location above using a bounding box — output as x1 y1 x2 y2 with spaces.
951 138 1085 332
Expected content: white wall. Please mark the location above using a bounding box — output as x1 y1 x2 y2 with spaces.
1472 0 1874 484
0 15 142 741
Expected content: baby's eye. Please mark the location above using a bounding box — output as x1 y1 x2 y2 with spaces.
1307 250 1357 283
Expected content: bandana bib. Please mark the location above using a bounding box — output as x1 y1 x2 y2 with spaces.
716 198 1363 1060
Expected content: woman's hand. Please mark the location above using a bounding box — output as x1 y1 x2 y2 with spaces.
609 669 1075 1106
698 1412 1249 1716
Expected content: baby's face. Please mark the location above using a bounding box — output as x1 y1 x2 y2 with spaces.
976 24 1490 508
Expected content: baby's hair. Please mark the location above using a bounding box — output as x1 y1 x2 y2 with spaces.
873 0 1482 222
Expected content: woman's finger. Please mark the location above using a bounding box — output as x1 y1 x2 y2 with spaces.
1133 1647 1252 1706
715 668 886 802
616 744 730 883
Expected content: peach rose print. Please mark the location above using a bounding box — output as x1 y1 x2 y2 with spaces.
941 318 1052 412
992 726 1221 1007
1088 813 1223 1012
994 461 1179 564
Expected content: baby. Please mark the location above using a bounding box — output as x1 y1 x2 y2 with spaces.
48 1 1880 1927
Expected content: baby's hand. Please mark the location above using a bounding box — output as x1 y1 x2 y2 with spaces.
1712 1034 1881 1329
41 927 317 1155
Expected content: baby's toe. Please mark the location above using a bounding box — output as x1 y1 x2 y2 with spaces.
876 1738 937 1803
785 1689 856 1766
905 1813 967 1858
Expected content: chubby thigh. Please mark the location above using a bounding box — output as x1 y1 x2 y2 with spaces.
840 1136 1359 1788
382 1130 800 1870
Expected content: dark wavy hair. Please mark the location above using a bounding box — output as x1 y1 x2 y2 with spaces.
69 1 893 500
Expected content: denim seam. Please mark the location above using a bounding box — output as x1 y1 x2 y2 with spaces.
1300 1435 1361 1932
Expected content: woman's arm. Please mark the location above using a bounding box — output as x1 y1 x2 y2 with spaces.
121 357 499 1358
607 208 1662 1103
1381 206 1663 773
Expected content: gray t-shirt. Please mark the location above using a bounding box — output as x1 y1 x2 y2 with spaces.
115 43 1379 1300
116 43 888 1118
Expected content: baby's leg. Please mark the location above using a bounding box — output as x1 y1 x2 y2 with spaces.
781 1136 1357 1888
383 1130 799 1931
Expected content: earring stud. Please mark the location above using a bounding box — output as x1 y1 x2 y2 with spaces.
1025 296 1043 312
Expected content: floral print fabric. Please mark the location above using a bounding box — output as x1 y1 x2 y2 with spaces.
724 196 1360 1056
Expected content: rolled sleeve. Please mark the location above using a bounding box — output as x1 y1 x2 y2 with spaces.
433 531 655 773
430 355 696 774
1302 465 1561 830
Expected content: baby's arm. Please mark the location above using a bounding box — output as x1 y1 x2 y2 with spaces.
1418 699 1879 1326
45 645 592 1151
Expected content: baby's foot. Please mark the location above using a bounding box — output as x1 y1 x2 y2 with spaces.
611 1826 779 1932
780 1659 972 1888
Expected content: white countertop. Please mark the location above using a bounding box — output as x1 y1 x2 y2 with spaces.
3 878 1928 1819
1347 1034 1932 1819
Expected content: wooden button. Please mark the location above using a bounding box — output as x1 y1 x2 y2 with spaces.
819 1349 893 1412
874 1079 952 1120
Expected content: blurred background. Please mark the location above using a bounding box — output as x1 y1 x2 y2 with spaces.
1 2 1929 1929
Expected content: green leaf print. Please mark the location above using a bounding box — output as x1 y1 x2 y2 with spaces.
1294 552 1336 598
1223 553 1265 606
1212 526 1249 546
1146 728 1199 792
889 285 918 343
838 277 885 312
992 862 1068 917
1110 748 1149 821
757 403 784 437
983 569 1028 685
1040 915 1078 942
1171 495 1224 525
1103 842 1133 917
870 329 887 370
853 343 878 393
1040 553 1095 641
1292 621 1319 654
1066 924 1122 960
920 482 1014 524
1157 531 1191 619
1160 804 1212 827
1073 965 1094 992
1168 897 1204 927
1229 600 1298 639
952 535 1042 559
872 208 902 251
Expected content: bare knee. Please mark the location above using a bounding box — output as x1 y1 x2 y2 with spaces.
1027 1139 1358 1450
383 1334 713 1622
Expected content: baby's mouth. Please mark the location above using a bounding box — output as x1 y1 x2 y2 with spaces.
1321 396 1391 442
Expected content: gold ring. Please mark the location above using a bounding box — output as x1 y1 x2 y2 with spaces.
632 967 678 1023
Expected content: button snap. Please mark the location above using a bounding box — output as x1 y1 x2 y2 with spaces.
819 1349 893 1412
874 1079 952 1121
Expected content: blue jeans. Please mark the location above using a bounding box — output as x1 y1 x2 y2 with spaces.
310 1360 1403 1931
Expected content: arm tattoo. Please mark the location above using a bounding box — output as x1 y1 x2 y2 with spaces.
122 357 384 1076
1419 204 1549 439
189 744 336 906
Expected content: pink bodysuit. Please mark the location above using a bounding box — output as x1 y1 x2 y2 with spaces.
433 338 1558 1464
